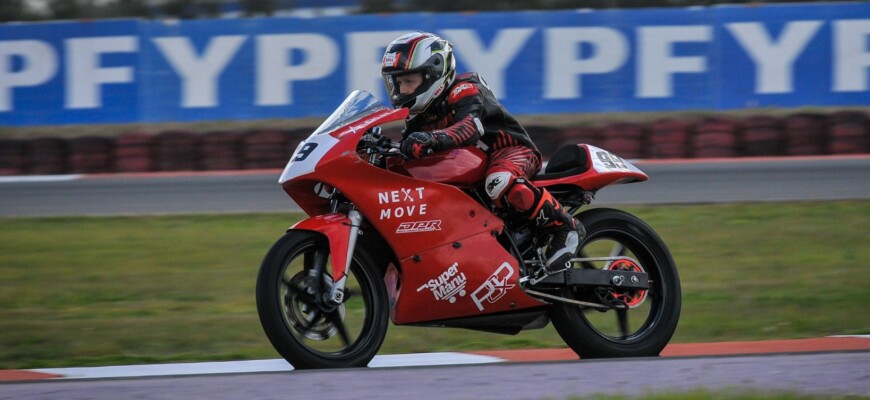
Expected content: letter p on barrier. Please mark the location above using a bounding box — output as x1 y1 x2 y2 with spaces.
0 40 58 112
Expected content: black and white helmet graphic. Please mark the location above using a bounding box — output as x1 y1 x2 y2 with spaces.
381 32 456 115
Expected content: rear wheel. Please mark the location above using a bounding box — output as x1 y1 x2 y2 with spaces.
550 208 681 358
256 231 389 369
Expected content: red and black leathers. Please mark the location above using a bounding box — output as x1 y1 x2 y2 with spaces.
400 72 585 271
403 72 540 160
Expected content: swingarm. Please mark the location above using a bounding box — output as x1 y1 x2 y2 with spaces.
521 256 649 310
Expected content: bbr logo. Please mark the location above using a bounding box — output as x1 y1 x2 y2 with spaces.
396 220 442 234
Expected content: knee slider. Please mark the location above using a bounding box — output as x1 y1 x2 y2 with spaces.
504 179 539 212
485 171 513 201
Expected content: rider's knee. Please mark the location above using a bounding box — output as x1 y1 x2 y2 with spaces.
485 172 538 212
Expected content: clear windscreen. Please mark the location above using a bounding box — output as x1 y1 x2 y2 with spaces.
311 90 388 137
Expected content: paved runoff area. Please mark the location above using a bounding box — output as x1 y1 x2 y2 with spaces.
2 336 868 382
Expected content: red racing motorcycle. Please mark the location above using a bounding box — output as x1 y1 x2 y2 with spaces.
256 90 681 369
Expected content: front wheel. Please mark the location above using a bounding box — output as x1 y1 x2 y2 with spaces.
256 230 389 369
550 208 681 358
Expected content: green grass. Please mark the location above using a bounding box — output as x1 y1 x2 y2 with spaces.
0 201 868 369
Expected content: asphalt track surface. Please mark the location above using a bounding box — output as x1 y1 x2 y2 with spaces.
1 155 869 217
1 155 869 398
2 340 869 399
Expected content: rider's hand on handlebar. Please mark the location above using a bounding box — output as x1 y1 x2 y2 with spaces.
361 133 378 146
400 131 437 159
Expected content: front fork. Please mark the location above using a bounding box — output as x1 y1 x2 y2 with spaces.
326 209 362 306
291 208 363 308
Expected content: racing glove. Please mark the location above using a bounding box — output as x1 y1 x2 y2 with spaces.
400 131 452 159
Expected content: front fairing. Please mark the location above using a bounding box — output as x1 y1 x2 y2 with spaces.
280 90 401 185
278 91 408 217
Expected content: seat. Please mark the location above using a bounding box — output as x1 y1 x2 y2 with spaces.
535 144 590 179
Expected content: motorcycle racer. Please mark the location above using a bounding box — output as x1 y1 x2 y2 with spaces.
381 32 585 273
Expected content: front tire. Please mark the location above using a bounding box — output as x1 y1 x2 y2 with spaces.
550 208 681 358
256 230 389 369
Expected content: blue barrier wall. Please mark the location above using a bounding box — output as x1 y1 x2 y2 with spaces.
1 3 868 126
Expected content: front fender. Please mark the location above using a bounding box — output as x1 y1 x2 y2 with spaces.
289 213 353 284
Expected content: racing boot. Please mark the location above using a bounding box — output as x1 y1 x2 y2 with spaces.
531 190 586 273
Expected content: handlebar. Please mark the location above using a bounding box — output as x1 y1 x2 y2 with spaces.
362 128 433 159
362 130 402 158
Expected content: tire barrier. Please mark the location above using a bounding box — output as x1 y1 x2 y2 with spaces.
154 131 200 171
242 129 292 170
28 138 67 175
784 113 829 156
0 110 866 176
68 136 113 174
601 123 646 159
557 126 602 152
525 126 566 159
691 117 739 158
114 132 154 173
828 111 868 155
0 139 29 175
740 115 784 157
201 131 243 171
647 118 690 159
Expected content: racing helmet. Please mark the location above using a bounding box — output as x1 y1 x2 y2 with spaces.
381 32 456 115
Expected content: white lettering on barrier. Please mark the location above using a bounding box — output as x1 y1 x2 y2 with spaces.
442 28 535 98
544 27 628 99
637 26 712 98
153 35 247 107
1 18 869 115
65 36 137 109
0 40 57 112
727 21 823 94
256 33 339 106
833 19 870 92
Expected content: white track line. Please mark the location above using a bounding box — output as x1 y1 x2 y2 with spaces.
30 353 504 380
0 174 82 183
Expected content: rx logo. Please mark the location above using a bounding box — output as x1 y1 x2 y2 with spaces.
471 262 516 311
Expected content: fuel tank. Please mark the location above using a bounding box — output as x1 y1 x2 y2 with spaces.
387 147 488 188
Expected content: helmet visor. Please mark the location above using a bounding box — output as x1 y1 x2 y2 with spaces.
383 70 429 109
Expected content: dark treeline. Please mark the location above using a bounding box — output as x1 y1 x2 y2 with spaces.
1 0 858 23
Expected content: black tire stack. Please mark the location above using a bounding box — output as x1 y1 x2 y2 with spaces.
0 139 29 175
201 131 243 171
154 131 200 171
648 118 691 159
828 111 868 155
68 136 113 173
601 122 646 159
691 117 738 158
784 113 828 156
114 132 154 172
740 115 783 156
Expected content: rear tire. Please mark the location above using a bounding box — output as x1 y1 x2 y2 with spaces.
550 208 681 358
256 230 389 369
